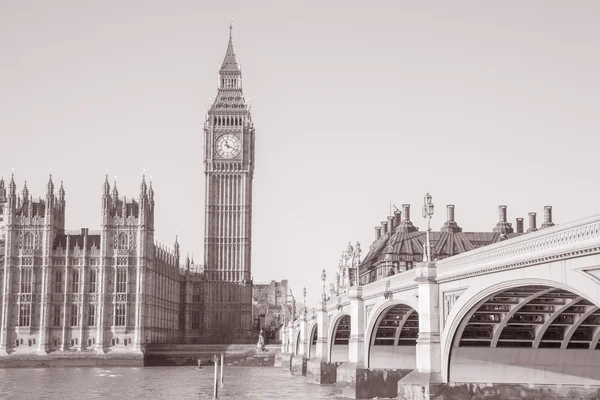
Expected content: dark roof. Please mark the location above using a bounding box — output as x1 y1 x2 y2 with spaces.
360 226 522 274
53 234 101 251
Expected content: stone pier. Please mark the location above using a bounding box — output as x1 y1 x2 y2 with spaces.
291 312 308 376
397 260 444 399
335 286 366 398
305 300 338 384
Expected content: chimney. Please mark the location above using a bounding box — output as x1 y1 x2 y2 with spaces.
375 226 381 240
541 206 555 229
387 215 395 233
447 205 455 222
398 203 418 233
527 212 537 233
394 210 402 227
402 204 410 221
441 204 462 233
499 205 507 222
493 205 513 234
381 221 388 236
81 228 89 236
516 218 524 233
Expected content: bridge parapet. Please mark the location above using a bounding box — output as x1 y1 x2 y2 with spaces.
437 214 600 282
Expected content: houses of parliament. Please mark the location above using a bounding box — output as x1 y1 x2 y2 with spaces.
0 24 255 354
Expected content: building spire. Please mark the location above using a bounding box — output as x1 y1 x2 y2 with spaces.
220 17 240 73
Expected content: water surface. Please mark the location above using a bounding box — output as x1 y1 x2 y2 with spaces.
0 366 340 399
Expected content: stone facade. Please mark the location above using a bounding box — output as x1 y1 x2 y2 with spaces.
202 23 255 340
0 175 202 354
252 280 293 340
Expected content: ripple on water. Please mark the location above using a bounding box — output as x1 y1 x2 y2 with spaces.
0 366 341 400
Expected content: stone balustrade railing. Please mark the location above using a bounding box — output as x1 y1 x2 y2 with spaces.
436 213 600 282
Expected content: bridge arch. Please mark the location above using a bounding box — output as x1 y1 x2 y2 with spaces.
328 311 350 363
307 321 318 358
441 277 600 385
364 299 419 369
295 330 301 355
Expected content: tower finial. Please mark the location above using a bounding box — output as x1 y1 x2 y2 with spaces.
229 13 234 34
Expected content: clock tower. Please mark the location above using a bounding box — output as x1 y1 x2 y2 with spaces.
203 22 255 338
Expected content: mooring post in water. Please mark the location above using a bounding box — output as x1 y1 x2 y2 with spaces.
220 352 224 386
213 355 218 398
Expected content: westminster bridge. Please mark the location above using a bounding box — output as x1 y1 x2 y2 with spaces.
275 213 600 399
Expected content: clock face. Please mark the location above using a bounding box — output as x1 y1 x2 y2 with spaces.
215 133 241 159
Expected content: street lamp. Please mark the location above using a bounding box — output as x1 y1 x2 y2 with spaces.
321 269 326 301
422 192 435 262
303 287 307 314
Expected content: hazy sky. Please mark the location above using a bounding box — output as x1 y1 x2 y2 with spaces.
1 1 599 306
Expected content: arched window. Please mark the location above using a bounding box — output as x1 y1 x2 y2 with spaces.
23 232 34 250
117 232 128 250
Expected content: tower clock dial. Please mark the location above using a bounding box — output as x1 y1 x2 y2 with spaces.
215 133 241 159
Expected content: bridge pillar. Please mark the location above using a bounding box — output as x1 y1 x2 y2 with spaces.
335 286 368 398
398 261 444 399
291 312 308 376
280 320 294 371
306 300 337 384
274 321 293 369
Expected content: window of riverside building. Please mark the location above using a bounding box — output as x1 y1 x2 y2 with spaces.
116 269 127 293
115 304 126 326
23 232 34 250
20 268 32 293
117 232 128 250
71 304 79 326
18 304 31 326
72 270 80 293
54 271 63 293
89 270 97 293
88 304 96 326
53 305 61 326
191 311 200 330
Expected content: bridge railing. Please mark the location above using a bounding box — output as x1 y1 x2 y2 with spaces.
436 213 600 282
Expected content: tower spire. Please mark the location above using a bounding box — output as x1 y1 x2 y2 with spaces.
220 17 239 73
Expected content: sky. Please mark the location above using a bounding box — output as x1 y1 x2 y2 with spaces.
1 1 599 307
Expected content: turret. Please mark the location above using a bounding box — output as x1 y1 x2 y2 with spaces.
493 205 514 234
139 175 148 209
174 235 180 265
7 174 16 214
46 174 54 200
0 176 6 203
111 179 119 208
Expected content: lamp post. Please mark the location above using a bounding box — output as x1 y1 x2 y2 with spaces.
422 192 435 262
353 241 362 288
321 269 326 302
303 287 307 315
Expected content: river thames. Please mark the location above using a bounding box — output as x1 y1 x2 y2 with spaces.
0 366 340 399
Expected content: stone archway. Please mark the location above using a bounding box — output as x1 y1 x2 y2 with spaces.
307 322 318 358
295 330 301 355
328 312 350 363
365 301 418 369
442 280 600 385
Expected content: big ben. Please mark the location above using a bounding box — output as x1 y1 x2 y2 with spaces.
203 21 255 338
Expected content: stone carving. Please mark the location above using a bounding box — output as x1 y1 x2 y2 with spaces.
20 294 32 302
443 291 464 326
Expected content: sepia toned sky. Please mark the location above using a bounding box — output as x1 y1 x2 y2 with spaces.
1 1 599 306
